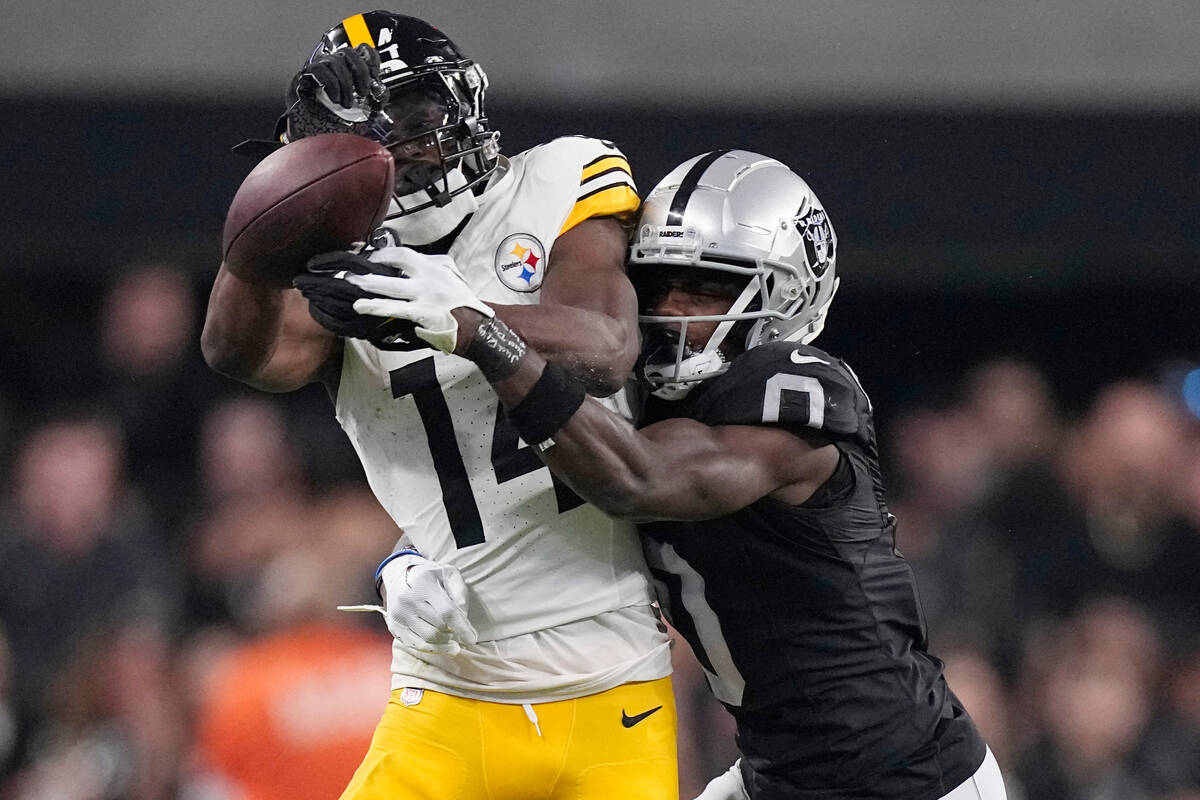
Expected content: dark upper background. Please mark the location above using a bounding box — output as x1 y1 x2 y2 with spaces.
1 0 1197 426
2 101 1195 430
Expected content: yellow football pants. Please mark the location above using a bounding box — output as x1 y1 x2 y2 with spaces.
339 677 678 800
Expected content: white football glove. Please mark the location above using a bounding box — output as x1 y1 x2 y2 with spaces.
694 761 750 800
348 246 493 353
340 553 478 656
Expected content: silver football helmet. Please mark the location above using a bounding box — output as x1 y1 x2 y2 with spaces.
630 150 839 399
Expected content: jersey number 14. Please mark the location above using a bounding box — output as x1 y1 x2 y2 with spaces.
390 357 584 548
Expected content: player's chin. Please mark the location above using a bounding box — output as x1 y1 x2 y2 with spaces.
682 328 720 353
394 162 447 196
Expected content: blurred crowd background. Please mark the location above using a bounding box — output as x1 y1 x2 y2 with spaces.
2 1 1198 798
2 264 1199 800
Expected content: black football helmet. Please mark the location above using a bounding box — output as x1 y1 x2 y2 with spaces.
305 11 501 216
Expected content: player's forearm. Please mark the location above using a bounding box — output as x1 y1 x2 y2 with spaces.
479 345 665 520
453 311 760 521
451 312 682 520
201 267 284 378
201 266 328 392
542 401 683 522
506 215 639 395
489 301 637 396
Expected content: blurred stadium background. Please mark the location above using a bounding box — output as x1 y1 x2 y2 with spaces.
1 2 1198 798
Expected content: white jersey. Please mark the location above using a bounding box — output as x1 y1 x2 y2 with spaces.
335 137 672 701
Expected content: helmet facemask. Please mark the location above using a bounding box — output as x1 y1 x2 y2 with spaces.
367 68 499 216
634 230 786 399
367 66 498 246
629 151 839 400
307 12 501 246
632 213 837 399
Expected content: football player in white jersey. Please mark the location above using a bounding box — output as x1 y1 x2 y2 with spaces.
201 11 676 800
346 151 1010 800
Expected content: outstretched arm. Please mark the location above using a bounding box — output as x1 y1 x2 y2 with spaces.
319 250 840 522
327 251 838 521
201 264 341 393
451 314 838 522
289 215 637 395
488 216 639 396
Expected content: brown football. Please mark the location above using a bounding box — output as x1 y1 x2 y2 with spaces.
221 133 394 287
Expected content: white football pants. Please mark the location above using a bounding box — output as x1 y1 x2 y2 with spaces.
693 746 1007 800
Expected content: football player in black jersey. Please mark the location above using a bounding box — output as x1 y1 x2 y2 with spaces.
351 150 1007 800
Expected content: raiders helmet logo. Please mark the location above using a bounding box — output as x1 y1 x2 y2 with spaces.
795 207 835 277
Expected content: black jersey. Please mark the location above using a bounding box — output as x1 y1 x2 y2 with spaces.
640 341 985 800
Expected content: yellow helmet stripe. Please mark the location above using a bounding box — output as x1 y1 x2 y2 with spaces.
559 185 641 236
342 14 375 47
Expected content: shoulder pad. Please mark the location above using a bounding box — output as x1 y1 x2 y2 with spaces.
688 342 872 439
524 137 639 235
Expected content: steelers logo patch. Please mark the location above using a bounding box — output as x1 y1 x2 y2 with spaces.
495 234 546 292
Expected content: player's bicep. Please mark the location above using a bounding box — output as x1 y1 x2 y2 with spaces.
542 216 637 326
491 216 638 394
632 421 816 521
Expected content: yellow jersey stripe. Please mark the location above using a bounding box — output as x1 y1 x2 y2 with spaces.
580 156 631 184
342 14 375 47
559 184 641 236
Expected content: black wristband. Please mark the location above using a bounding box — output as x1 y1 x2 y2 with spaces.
507 362 587 446
464 316 527 381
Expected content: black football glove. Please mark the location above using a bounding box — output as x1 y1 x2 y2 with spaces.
284 44 389 141
293 251 428 351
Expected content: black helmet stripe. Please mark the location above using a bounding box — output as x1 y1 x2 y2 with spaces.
666 149 730 226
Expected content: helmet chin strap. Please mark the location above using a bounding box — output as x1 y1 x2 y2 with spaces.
379 167 480 246
644 281 760 400
647 349 726 400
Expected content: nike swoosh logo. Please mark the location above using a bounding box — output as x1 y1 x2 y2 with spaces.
621 705 663 728
791 351 830 365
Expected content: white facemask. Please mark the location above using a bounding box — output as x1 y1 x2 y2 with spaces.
378 167 480 246
644 348 727 400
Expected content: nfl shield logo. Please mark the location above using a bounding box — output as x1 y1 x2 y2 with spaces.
400 687 424 707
